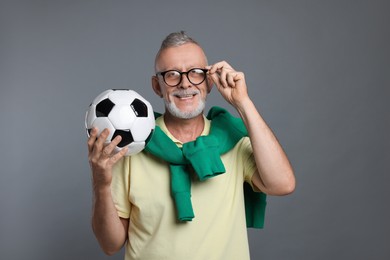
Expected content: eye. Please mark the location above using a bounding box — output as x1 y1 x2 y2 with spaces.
189 69 205 77
165 70 180 79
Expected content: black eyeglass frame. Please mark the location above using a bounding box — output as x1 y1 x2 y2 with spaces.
156 68 209 87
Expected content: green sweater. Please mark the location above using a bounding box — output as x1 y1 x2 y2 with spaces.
145 106 266 228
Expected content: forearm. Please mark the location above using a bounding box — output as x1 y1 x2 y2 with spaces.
92 185 128 255
236 98 295 195
207 60 295 194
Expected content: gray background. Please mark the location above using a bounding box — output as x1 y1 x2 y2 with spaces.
1 0 389 259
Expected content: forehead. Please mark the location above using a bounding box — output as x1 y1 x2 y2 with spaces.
155 43 207 71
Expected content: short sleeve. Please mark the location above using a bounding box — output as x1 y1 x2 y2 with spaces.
111 156 131 219
240 137 258 188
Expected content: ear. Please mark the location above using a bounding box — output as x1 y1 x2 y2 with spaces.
206 75 214 94
151 75 163 98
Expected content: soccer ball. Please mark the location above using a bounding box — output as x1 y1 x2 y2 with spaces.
85 89 155 156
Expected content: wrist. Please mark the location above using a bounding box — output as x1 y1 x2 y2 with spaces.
93 183 111 197
234 97 255 118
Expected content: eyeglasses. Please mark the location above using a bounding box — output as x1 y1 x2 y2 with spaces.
156 68 208 87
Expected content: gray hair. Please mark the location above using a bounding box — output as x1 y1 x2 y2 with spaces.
154 31 206 72
159 31 199 49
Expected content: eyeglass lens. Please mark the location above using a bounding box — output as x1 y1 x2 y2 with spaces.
163 69 206 86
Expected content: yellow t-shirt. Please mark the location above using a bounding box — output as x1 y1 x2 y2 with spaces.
111 115 258 260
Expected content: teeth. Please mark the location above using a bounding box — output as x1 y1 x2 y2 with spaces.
173 91 199 98
176 94 195 98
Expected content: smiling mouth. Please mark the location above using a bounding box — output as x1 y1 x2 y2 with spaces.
173 90 199 100
175 93 197 99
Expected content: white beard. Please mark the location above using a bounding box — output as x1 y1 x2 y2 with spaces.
164 89 206 119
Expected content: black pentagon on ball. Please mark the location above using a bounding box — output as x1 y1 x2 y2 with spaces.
96 98 115 117
112 129 134 148
130 98 148 117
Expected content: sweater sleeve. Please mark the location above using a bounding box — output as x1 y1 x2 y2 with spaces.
239 137 267 228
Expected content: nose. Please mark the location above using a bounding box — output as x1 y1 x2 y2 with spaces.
179 73 192 89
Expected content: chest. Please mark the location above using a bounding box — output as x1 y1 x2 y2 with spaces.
128 151 245 220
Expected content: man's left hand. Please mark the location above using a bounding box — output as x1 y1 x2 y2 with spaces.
206 61 250 109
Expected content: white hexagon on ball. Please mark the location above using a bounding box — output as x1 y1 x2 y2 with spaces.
108 105 136 130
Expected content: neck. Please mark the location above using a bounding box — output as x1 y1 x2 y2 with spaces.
163 112 205 143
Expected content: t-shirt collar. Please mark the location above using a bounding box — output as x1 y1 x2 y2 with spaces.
155 114 211 146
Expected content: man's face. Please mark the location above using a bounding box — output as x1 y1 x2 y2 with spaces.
153 43 211 119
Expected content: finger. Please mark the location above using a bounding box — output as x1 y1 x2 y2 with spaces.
87 127 98 153
94 128 110 150
219 68 229 88
101 134 122 158
111 134 124 147
208 72 223 90
90 128 110 160
227 72 236 88
101 145 111 158
206 62 223 75
229 71 244 87
108 146 128 165
207 61 233 74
